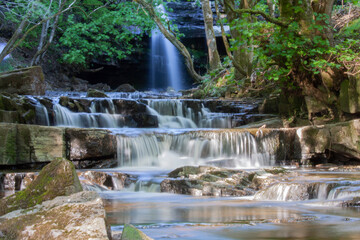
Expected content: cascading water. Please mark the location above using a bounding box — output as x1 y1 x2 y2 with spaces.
150 5 184 91
116 130 276 169
146 99 233 128
53 100 126 128
254 180 360 201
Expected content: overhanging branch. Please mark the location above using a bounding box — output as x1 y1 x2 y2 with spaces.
224 0 289 28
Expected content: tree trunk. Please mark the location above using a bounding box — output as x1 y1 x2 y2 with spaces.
214 0 247 77
201 0 222 71
279 0 342 119
224 0 254 79
134 0 204 82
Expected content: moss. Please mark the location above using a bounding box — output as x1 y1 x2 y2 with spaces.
200 174 221 182
0 158 82 216
121 224 152 240
4 126 17 164
264 167 288 175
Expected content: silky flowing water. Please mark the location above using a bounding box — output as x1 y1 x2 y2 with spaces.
18 91 360 239
101 169 360 239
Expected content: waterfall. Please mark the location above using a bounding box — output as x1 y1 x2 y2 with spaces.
146 99 233 128
150 5 184 91
0 43 10 60
54 102 126 128
254 180 360 201
116 130 275 168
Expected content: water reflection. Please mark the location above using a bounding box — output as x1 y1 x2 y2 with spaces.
103 191 360 239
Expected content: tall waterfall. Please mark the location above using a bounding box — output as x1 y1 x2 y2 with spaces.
150 5 184 91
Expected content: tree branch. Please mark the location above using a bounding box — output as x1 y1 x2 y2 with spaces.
224 0 289 27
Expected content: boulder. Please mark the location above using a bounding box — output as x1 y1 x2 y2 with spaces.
79 171 135 190
0 93 37 124
114 83 137 92
0 158 82 216
0 191 111 240
0 66 45 95
161 166 255 197
341 197 360 207
87 88 109 98
295 119 360 162
120 224 153 240
66 128 117 161
0 123 65 165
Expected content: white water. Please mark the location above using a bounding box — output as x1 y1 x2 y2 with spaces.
254 180 360 201
54 102 126 128
0 43 10 60
150 5 183 91
146 99 233 128
116 131 276 168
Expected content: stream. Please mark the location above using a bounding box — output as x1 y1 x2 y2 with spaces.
5 90 360 239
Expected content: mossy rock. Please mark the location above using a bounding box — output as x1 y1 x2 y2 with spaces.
87 89 109 98
0 66 45 95
0 158 82 216
121 224 153 240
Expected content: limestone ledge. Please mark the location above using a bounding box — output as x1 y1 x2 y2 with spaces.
0 119 359 167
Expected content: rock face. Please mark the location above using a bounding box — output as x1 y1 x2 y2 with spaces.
120 224 153 240
0 158 82 216
0 123 65 165
295 119 360 163
0 123 118 167
0 191 111 240
0 66 45 95
160 166 255 196
66 128 117 161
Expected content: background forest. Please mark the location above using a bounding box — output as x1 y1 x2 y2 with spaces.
1 0 360 123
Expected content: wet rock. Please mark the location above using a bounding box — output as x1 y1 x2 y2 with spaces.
66 128 117 161
0 66 45 95
161 166 255 197
341 197 360 207
0 191 111 240
0 93 37 124
59 96 89 112
0 123 65 165
237 117 284 129
0 158 82 216
2 173 36 191
114 83 137 92
121 224 153 240
87 88 109 98
79 171 135 190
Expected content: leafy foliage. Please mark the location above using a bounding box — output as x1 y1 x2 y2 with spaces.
59 2 154 66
